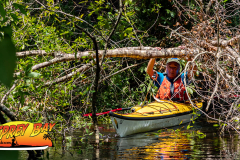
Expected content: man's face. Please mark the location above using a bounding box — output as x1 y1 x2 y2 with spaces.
166 62 180 79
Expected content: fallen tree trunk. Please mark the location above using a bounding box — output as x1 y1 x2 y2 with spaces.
17 47 197 59
15 47 198 74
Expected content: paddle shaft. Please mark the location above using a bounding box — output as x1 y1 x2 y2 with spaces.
83 107 131 117
83 94 240 117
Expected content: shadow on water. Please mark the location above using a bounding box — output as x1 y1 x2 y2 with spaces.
6 117 240 159
0 150 19 160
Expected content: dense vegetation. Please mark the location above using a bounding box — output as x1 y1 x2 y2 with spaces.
0 0 240 145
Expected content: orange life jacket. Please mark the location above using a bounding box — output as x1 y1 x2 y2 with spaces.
155 76 188 101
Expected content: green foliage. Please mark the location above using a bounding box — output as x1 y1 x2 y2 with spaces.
0 0 201 137
28 72 41 78
186 86 194 95
187 124 193 130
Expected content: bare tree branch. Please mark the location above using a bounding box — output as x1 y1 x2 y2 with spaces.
1 81 17 104
99 61 146 84
211 35 240 47
14 47 195 74
0 104 16 121
16 50 54 57
206 0 215 15
43 64 91 86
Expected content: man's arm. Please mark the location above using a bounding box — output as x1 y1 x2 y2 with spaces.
146 47 161 79
146 58 156 79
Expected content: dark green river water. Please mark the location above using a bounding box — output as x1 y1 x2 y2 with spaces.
1 117 240 160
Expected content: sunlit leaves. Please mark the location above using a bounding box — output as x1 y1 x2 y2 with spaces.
28 72 41 78
124 0 133 6
186 86 193 95
187 124 193 130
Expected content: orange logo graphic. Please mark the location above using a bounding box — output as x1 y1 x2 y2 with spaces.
0 121 55 150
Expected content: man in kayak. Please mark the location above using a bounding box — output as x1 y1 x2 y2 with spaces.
147 48 191 102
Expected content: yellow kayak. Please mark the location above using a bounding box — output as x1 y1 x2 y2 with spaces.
109 100 203 137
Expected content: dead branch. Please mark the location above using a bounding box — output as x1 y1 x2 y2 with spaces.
99 61 146 84
1 81 17 104
206 0 215 15
211 35 240 47
225 46 240 65
0 103 16 121
184 51 240 134
196 40 217 51
16 50 54 57
15 47 196 72
43 64 91 86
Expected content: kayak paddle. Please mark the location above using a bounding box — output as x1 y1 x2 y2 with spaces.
83 107 131 117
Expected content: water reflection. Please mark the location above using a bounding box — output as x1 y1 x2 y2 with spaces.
114 119 239 160
15 118 240 159
117 129 192 159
